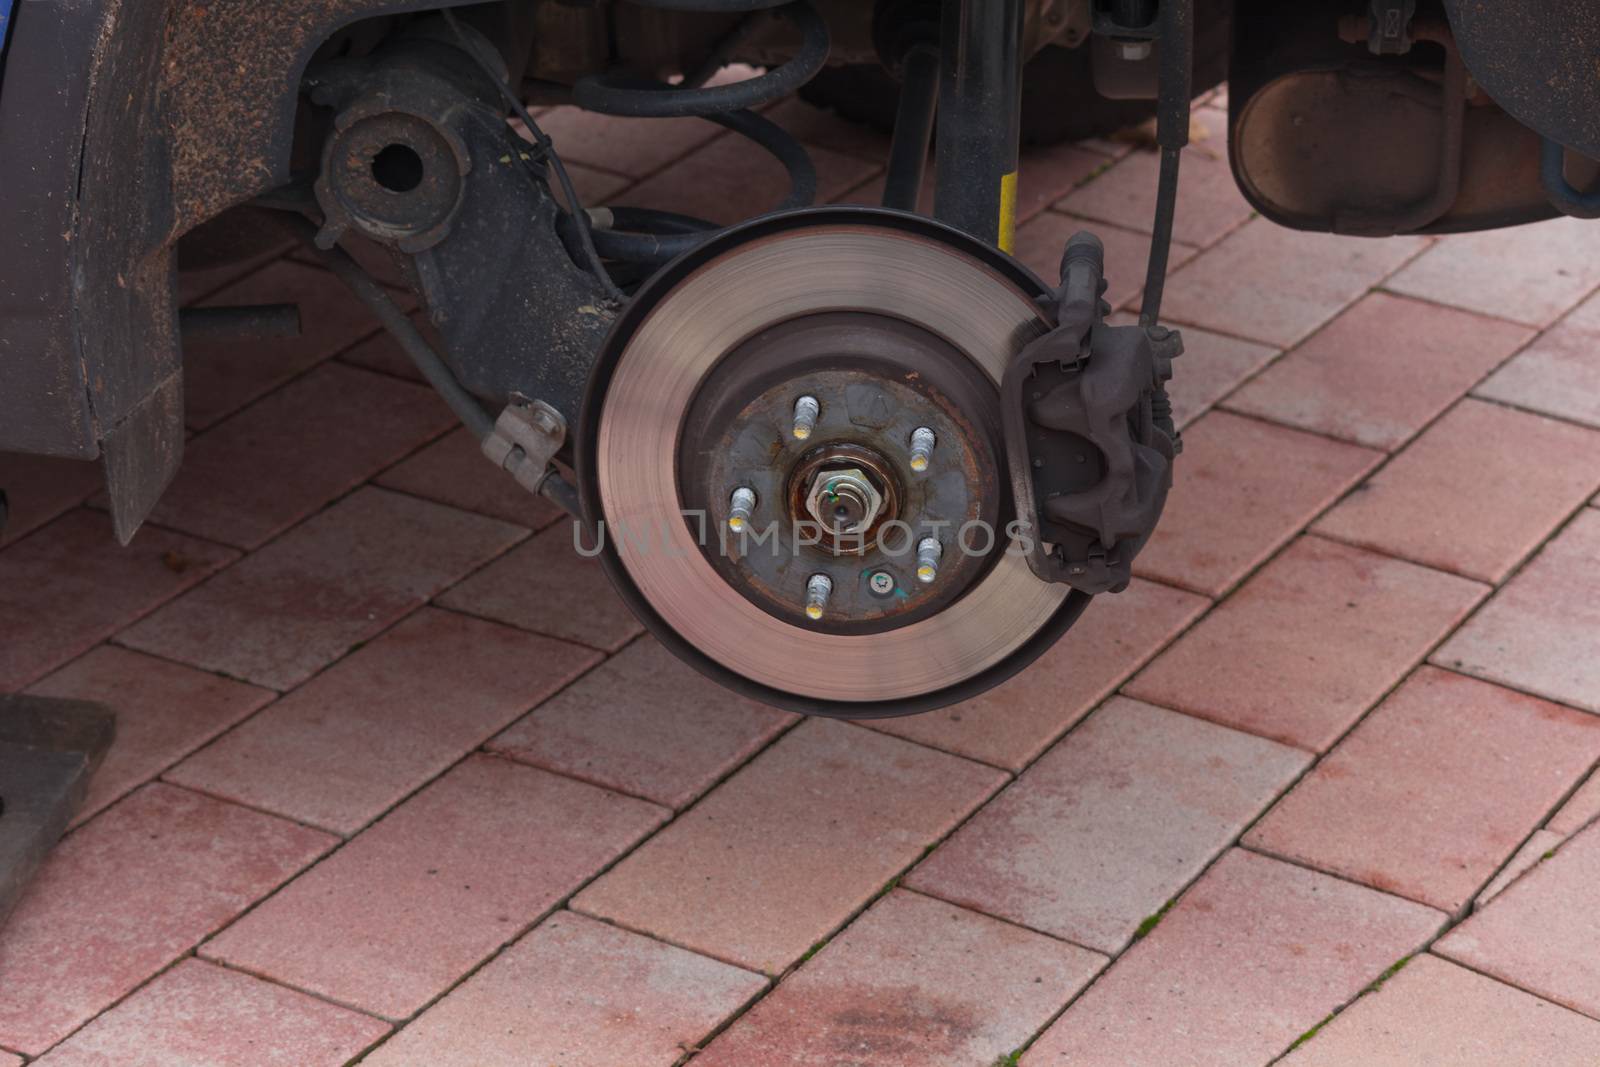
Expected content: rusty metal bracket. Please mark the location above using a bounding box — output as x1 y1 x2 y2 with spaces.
481 394 566 497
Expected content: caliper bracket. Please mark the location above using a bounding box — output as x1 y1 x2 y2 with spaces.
1002 231 1182 594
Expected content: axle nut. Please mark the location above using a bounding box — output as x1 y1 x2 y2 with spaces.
805 467 884 535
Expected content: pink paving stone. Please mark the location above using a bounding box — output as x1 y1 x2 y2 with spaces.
361 911 765 1067
572 718 1006 975
376 425 564 530
1386 215 1600 327
26 646 275 826
1436 821 1600 1019
1014 211 1199 312
166 608 601 834
1476 829 1565 910
535 107 723 178
183 260 404 430
696 890 1106 1067
0 510 237 692
202 754 666 1019
616 134 878 228
119 487 523 690
1550 769 1600 836
1021 848 1445 1067
864 577 1208 772
30 958 389 1067
436 520 642 652
829 159 935 213
1245 666 1600 913
1166 324 1280 428
1160 217 1428 347
177 236 295 307
144 363 453 549
336 308 439 384
1010 143 1113 224
558 160 632 206
1476 290 1600 429
1058 109 1253 247
766 96 891 162
1077 135 1134 160
842 140 1105 225
908 698 1307 954
1125 535 1488 752
0 453 102 546
1315 398 1600 582
0 1053 18 1067
1224 292 1535 450
1134 410 1381 597
1107 312 1283 429
0 784 334 1056
489 636 794 809
1282 954 1600 1066
1432 507 1600 713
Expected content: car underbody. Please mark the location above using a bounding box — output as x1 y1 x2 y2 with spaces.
1 0 1597 715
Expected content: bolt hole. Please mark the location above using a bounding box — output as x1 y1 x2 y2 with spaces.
371 143 424 193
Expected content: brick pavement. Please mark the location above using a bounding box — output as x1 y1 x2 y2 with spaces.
5 89 1600 1064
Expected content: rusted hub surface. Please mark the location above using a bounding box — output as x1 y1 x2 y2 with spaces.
677 310 1007 635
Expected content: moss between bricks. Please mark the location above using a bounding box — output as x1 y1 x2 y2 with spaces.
1132 896 1178 940
1288 956 1412 1052
1074 159 1115 188
1288 1012 1335 1052
1364 955 1412 995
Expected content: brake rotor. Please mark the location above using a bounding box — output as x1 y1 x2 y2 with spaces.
577 207 1092 717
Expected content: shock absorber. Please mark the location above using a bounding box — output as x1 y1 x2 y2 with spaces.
559 0 831 268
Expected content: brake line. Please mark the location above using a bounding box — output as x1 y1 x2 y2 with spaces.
1138 0 1195 328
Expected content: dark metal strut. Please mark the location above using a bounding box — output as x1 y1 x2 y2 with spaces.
931 0 1024 251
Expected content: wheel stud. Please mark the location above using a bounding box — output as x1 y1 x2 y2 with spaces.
915 537 943 584
804 573 833 620
908 426 936 472
727 487 756 532
792 395 820 440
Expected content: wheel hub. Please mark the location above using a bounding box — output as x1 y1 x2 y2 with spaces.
677 311 1006 635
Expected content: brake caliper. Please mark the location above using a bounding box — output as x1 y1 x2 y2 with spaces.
1002 231 1183 595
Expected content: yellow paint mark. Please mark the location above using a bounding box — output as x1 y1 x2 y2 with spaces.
998 170 1019 254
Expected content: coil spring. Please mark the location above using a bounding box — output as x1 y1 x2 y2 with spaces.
559 0 830 269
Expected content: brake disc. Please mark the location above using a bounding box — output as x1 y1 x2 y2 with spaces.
577 207 1092 717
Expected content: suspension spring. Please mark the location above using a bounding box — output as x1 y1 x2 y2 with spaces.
558 0 831 269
